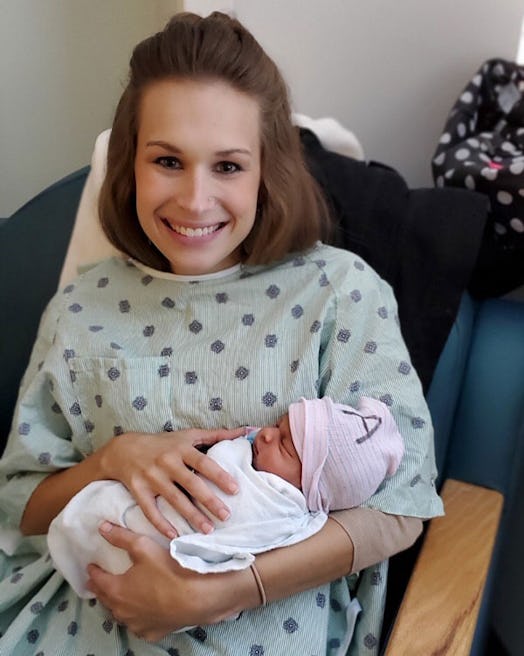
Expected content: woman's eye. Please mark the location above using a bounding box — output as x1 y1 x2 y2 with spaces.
216 161 241 174
155 156 180 169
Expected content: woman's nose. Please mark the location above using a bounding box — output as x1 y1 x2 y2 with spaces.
176 171 215 214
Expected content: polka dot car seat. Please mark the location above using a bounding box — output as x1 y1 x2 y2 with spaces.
432 58 524 297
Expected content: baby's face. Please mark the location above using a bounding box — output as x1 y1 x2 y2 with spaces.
251 414 302 489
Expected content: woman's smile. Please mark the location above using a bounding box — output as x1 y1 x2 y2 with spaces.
134 78 261 276
160 217 226 239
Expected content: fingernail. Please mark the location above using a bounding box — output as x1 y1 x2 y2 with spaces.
167 529 177 539
229 482 239 494
202 521 214 534
218 508 230 521
99 521 113 533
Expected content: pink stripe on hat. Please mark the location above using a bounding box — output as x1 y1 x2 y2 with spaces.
288 397 404 513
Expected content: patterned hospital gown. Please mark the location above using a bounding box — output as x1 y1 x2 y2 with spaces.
0 243 443 655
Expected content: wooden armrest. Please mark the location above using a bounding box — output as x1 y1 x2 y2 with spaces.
385 478 503 656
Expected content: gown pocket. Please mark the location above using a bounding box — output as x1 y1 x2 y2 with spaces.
69 356 174 450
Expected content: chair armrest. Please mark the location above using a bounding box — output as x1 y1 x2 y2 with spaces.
384 479 503 656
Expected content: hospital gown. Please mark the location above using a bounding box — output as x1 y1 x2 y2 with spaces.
0 243 443 655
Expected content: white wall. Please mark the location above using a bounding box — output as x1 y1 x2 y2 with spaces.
0 0 181 216
234 0 524 187
1 0 523 215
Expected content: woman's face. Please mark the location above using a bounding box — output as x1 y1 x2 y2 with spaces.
134 78 261 276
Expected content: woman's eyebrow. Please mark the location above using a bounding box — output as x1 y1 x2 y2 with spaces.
145 140 181 152
215 148 252 157
145 140 252 157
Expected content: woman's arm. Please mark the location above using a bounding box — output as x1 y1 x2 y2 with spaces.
20 427 244 536
87 516 352 640
20 445 107 536
253 516 354 601
256 508 422 601
330 507 422 571
87 507 419 641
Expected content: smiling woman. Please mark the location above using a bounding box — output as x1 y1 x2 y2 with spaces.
98 13 330 274
0 11 442 656
134 79 261 276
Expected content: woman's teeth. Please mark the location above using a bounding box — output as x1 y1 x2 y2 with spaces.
163 219 222 238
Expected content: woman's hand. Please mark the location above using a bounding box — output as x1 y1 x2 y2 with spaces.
98 427 244 537
86 523 258 641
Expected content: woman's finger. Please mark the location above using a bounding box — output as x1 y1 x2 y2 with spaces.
184 448 239 495
149 445 240 526
157 486 217 533
128 464 218 534
196 426 246 446
96 521 139 551
95 523 166 564
139 478 217 535
163 464 235 524
86 560 116 606
126 480 181 539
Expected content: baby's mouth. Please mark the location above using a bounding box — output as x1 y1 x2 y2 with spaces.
161 218 225 238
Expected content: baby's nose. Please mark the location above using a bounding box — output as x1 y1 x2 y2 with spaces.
261 427 279 443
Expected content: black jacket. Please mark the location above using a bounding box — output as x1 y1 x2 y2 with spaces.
300 128 488 392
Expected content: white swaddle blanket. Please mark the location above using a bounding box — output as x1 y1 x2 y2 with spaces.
48 437 327 599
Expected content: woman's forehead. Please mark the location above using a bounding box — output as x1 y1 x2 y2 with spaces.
137 78 261 154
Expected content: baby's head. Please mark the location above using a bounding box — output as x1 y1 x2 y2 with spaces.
252 397 404 513
289 397 404 512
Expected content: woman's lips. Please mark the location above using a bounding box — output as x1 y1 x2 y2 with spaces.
161 217 225 238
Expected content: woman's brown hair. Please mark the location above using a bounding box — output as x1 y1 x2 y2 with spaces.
99 11 331 270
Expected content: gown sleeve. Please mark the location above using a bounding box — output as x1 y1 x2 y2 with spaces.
318 257 444 520
0 292 85 529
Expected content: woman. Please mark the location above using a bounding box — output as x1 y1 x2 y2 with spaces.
0 12 442 655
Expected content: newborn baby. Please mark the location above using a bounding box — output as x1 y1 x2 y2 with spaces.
48 396 404 599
